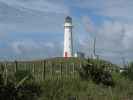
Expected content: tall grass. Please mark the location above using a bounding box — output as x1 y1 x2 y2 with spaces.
38 76 133 100
1 58 133 100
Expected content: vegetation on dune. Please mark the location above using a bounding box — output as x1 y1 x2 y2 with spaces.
1 58 133 100
0 70 42 100
39 59 133 100
79 59 115 86
121 62 133 80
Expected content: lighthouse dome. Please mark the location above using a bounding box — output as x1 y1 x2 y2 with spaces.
65 16 72 23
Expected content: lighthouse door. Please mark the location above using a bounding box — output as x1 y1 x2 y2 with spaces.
65 52 68 58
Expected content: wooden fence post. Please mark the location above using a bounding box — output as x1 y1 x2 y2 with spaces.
60 63 63 80
51 63 54 80
4 63 8 85
50 63 52 80
66 63 67 80
14 60 18 73
24 63 27 70
73 63 75 79
42 60 46 80
32 63 35 79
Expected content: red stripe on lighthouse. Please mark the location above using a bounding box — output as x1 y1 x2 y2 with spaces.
65 52 68 59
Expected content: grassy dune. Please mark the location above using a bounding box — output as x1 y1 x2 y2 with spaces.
1 57 133 100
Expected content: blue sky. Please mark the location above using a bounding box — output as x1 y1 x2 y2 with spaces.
0 0 133 64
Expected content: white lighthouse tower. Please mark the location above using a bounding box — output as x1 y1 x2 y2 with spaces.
63 16 73 58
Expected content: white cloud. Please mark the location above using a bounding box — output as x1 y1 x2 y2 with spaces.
0 0 69 14
97 21 124 48
0 0 133 64
71 0 133 21
122 24 133 50
0 0 66 59
10 39 63 58
11 40 42 54
0 0 69 34
79 15 133 64
82 16 95 33
44 42 54 48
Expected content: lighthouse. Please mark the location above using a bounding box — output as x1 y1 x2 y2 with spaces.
63 16 73 58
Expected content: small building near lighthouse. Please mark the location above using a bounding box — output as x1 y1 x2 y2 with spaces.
74 52 85 58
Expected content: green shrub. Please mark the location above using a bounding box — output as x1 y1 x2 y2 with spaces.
0 71 42 100
79 59 115 86
121 62 133 80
